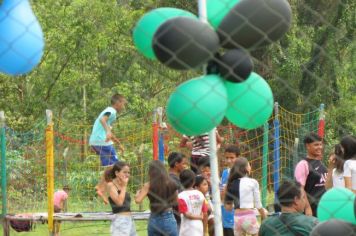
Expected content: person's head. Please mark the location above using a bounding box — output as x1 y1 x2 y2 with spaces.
340 135 356 160
228 157 250 182
277 180 305 213
107 161 130 182
63 185 71 194
304 133 323 158
111 93 127 112
168 152 186 173
148 160 168 182
180 169 196 189
198 157 211 180
194 175 209 195
224 145 240 168
328 144 345 173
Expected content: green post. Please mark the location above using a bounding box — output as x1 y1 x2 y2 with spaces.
0 111 7 217
262 122 269 207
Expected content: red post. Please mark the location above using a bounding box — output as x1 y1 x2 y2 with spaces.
318 104 325 139
152 109 159 160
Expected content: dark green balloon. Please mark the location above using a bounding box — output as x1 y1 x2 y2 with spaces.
225 72 273 129
167 75 228 136
207 0 240 29
317 187 356 224
133 8 196 59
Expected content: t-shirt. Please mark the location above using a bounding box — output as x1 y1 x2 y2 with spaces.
54 190 68 209
169 172 184 193
225 176 263 209
259 212 318 236
332 168 345 188
344 159 356 190
89 107 117 146
178 189 208 236
220 168 234 229
295 158 327 214
185 134 210 158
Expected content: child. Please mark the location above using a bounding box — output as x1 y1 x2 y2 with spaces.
220 145 240 236
89 93 127 204
340 135 356 193
224 157 266 236
106 161 136 236
178 169 208 236
194 175 212 236
325 144 345 189
53 185 70 236
135 161 178 236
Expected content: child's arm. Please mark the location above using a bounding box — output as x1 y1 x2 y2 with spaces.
182 212 204 220
111 134 125 153
135 182 149 204
100 115 112 142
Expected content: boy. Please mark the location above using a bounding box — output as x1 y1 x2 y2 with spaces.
89 93 127 204
53 185 70 236
178 169 208 236
220 145 240 236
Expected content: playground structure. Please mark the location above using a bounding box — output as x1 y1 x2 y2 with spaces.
0 103 325 235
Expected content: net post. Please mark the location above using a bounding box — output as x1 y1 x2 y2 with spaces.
273 102 280 200
45 109 55 236
0 111 7 218
318 103 325 139
152 108 159 160
262 122 269 207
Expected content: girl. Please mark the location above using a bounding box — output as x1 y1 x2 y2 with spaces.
224 157 266 236
194 175 212 236
106 161 136 236
135 160 178 236
340 135 356 193
325 144 345 189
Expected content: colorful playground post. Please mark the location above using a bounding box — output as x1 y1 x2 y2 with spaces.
0 111 7 217
152 108 159 160
45 110 54 235
318 104 325 139
273 102 280 199
262 122 269 207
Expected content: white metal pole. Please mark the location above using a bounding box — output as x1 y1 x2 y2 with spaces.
198 0 223 235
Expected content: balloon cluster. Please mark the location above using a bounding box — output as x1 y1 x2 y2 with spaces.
133 0 292 135
0 0 45 76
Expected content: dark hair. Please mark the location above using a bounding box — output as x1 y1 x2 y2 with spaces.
303 132 322 145
194 175 206 188
168 152 185 168
147 160 177 213
225 145 241 157
226 157 249 193
340 135 356 160
197 157 210 170
63 185 71 191
180 169 196 189
105 161 129 181
111 93 125 105
333 144 345 173
277 180 302 207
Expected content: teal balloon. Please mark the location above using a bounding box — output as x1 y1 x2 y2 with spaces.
225 72 273 129
0 0 45 75
167 75 228 136
317 187 356 224
207 0 240 29
133 8 196 59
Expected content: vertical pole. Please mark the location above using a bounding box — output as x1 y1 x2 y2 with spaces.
198 0 223 235
152 108 159 160
157 107 165 162
46 110 54 236
317 104 325 139
273 103 280 199
262 122 269 207
1 111 7 217
83 85 88 159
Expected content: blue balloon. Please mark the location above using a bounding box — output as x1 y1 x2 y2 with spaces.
0 0 45 75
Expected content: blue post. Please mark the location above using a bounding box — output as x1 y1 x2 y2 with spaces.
158 132 164 163
273 103 280 200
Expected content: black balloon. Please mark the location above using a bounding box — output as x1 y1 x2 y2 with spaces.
152 17 220 70
310 220 356 236
218 49 253 83
218 0 292 50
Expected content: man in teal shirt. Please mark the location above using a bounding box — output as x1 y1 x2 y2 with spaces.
259 180 319 236
89 93 126 204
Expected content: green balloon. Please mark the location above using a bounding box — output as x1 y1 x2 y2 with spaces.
207 0 240 29
167 74 228 136
317 187 356 224
225 72 273 129
133 8 196 59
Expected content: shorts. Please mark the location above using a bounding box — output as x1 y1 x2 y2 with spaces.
91 145 118 166
111 215 137 236
234 210 259 236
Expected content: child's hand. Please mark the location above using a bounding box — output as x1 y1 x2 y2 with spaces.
328 154 336 169
105 131 113 142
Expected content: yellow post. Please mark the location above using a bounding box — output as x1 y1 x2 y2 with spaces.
45 110 54 236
